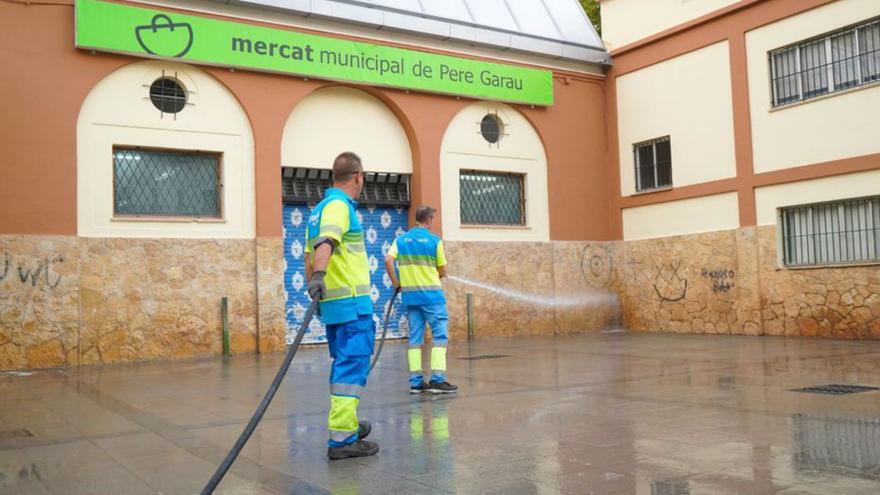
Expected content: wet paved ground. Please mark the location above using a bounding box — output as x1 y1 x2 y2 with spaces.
3 333 880 494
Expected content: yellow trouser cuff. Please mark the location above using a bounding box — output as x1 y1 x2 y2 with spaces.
328 395 359 433
408 348 422 373
431 346 447 371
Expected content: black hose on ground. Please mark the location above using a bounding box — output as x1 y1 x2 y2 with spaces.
201 298 319 495
368 287 400 375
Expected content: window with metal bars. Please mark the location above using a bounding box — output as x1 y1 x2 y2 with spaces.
113 147 221 218
781 196 880 267
770 17 880 107
459 170 525 226
149 77 188 114
634 137 672 192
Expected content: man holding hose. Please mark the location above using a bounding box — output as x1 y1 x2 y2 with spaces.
385 206 458 394
305 152 378 460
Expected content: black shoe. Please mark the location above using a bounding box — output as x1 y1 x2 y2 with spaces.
327 440 380 460
358 421 371 440
428 381 458 394
410 382 430 394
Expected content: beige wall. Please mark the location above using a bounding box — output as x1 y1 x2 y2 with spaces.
281 86 413 174
439 102 550 242
77 61 256 239
616 41 736 196
747 0 880 173
755 169 880 226
601 0 739 49
622 192 740 241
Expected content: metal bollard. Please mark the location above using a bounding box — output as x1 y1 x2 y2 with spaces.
222 297 230 356
466 293 474 342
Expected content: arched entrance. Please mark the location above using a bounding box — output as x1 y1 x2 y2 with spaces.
280 86 414 343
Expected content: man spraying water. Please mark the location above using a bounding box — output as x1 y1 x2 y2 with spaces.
385 206 458 394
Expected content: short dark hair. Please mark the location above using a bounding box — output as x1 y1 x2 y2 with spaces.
415 205 436 223
332 152 363 184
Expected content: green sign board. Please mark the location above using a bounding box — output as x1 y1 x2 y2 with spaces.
75 0 554 106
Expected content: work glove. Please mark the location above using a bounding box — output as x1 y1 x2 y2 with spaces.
308 271 326 301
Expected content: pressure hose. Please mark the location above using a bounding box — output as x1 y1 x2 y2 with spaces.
201 298 318 495
369 287 401 375
202 288 399 493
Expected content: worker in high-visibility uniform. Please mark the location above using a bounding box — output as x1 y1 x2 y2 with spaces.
305 152 378 460
385 206 458 394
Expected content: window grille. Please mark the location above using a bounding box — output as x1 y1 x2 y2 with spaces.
480 114 503 144
149 77 187 114
459 170 525 225
770 17 880 107
281 167 410 206
113 147 221 217
634 137 672 192
781 196 880 267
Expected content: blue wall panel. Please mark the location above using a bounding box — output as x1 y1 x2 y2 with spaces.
283 204 409 344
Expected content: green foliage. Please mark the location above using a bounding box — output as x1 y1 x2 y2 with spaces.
579 0 601 36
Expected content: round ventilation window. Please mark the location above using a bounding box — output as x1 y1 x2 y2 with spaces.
149 77 187 114
480 114 503 144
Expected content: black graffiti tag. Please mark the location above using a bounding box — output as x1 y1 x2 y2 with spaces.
581 245 613 288
9 255 64 290
653 262 688 302
0 252 8 282
701 267 735 293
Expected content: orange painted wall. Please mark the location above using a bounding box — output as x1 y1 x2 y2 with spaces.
0 2 611 241
525 77 611 240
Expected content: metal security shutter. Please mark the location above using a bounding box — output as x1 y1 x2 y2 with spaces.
282 167 410 206
283 202 410 345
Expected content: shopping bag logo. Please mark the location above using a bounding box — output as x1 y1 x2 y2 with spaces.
135 14 194 58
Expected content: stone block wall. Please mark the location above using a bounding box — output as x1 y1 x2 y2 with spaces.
757 227 880 339
3 228 879 371
618 229 762 336
77 238 258 365
617 226 880 339
1 235 259 370
256 237 287 353
0 236 79 370
443 241 620 340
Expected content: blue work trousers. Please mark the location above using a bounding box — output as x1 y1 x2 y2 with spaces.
407 304 449 387
326 315 375 447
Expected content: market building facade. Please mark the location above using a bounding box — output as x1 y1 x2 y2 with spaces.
1 0 879 371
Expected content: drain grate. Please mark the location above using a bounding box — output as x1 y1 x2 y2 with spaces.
791 384 880 395
458 354 510 361
0 428 34 439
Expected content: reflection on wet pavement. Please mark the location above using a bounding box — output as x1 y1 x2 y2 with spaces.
793 414 880 480
2 333 880 494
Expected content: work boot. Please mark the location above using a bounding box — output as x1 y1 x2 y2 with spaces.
410 381 430 394
358 421 371 440
327 440 380 460
428 381 458 394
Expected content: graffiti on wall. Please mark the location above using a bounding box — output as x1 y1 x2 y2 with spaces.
653 262 688 302
701 268 735 294
0 252 64 290
581 245 613 288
